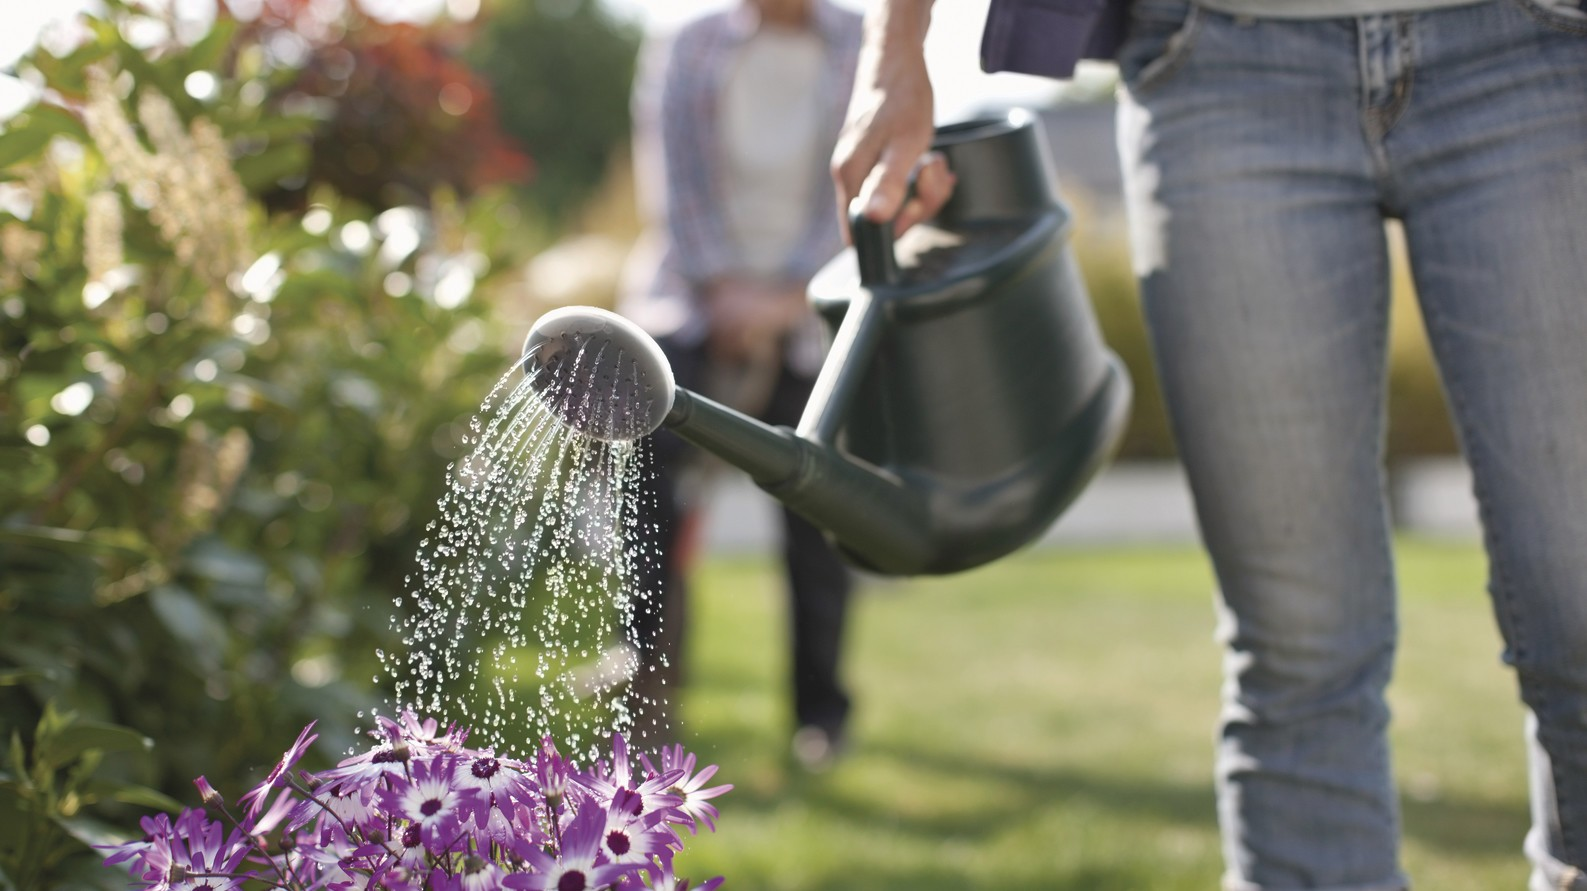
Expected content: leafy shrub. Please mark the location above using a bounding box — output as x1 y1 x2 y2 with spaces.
465 0 641 225
0 4 527 884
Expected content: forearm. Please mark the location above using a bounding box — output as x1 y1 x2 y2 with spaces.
866 0 934 50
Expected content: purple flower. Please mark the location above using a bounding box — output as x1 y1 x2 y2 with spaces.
639 745 733 834
377 754 478 853
391 710 459 747
503 797 636 891
533 735 571 805
432 855 510 891
193 776 222 807
248 786 302 837
596 806 674 868
238 721 318 820
103 809 253 890
584 734 684 821
102 719 727 891
621 849 723 891
452 750 539 832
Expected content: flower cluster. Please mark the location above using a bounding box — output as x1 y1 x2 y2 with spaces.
82 65 251 305
102 713 730 891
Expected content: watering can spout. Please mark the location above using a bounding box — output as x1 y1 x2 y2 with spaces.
663 388 936 574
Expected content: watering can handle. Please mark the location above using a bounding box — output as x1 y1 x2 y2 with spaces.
849 203 900 287
797 203 899 446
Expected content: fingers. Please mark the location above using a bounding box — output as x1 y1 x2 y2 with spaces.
830 44 936 243
892 151 954 236
855 140 926 225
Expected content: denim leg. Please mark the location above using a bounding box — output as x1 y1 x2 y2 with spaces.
1386 2 1587 883
1118 10 1407 888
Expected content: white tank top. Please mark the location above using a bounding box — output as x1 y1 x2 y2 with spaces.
719 27 827 277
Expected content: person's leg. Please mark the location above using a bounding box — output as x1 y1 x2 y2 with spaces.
1386 3 1587 885
761 358 854 756
1117 6 1406 888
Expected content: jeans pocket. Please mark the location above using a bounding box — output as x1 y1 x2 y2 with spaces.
1118 0 1203 93
1509 0 1587 35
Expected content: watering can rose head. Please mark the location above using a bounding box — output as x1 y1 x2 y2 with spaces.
101 711 730 891
521 306 676 443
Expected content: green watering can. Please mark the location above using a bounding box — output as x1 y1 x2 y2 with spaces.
522 110 1130 576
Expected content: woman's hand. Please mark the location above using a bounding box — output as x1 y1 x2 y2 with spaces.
704 277 810 363
831 0 955 241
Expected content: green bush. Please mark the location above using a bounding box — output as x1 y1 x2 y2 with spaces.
466 0 641 226
0 6 525 884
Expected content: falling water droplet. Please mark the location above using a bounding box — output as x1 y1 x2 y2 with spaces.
377 361 662 756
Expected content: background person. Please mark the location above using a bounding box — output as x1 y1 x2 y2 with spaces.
620 0 865 769
831 0 1587 886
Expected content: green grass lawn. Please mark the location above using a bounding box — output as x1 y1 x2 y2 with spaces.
664 539 1531 890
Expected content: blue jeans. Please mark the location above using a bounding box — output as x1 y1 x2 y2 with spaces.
1116 0 1587 887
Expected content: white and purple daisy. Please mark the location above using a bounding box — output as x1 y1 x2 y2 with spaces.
503 798 636 891
452 750 539 832
378 754 479 854
101 719 729 891
639 745 733 834
596 806 674 868
103 809 253 891
313 741 412 810
583 734 684 821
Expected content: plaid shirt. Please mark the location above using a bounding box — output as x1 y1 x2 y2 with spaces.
622 1 863 343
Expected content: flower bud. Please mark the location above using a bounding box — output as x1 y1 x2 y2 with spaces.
193 776 222 807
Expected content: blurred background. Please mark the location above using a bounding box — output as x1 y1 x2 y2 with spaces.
1 1 1509 889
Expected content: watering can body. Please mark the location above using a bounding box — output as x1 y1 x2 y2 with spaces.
789 111 1130 574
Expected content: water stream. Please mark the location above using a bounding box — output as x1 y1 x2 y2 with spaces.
377 350 665 761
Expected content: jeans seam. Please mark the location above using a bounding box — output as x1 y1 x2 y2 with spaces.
1508 0 1587 35
1422 306 1578 863
1131 4 1206 94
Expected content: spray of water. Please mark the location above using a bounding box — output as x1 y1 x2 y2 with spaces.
378 342 667 761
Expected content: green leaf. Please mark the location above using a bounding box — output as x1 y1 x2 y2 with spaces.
234 143 310 192
184 540 267 587
0 526 151 561
26 40 115 98
110 39 185 108
0 859 17 891
51 814 127 849
109 784 184 813
7 732 28 790
81 778 184 812
185 17 238 74
147 585 228 671
236 115 319 142
37 722 152 771
28 104 90 144
0 668 51 687
0 126 55 172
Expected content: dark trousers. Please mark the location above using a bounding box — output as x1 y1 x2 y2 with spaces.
627 335 853 737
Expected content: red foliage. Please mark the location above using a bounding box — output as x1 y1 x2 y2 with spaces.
234 0 532 209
